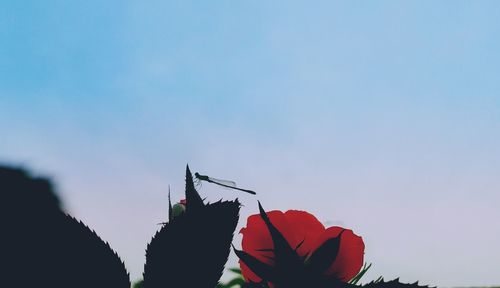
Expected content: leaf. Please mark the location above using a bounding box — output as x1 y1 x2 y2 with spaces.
53 215 131 288
233 245 275 281
1 166 130 288
217 277 246 288
361 278 434 288
144 165 240 288
306 230 344 273
228 267 242 274
185 165 204 210
349 263 372 285
257 202 303 269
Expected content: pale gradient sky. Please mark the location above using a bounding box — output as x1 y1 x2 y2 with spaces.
1 1 499 286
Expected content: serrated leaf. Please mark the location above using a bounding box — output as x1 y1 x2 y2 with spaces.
361 278 434 288
144 165 240 288
1 166 130 288
257 202 303 269
306 230 344 273
52 214 131 288
233 245 275 282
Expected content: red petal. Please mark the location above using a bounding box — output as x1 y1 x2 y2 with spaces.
239 210 327 283
283 210 325 256
310 227 365 282
240 211 294 283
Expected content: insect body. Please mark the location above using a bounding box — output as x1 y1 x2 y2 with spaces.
194 172 257 195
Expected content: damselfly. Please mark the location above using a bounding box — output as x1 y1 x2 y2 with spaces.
194 172 256 195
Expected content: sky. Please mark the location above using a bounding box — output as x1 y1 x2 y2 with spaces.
1 1 499 286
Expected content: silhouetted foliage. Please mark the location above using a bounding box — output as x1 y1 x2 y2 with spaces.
1 164 431 288
0 165 62 215
1 165 130 288
143 165 241 288
362 279 430 288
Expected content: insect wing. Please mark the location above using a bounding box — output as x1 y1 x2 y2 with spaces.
208 177 237 188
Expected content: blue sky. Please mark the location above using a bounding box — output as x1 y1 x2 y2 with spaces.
1 1 499 286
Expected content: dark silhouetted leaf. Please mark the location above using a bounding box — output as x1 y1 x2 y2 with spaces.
233 245 275 282
1 165 130 288
306 230 344 273
362 278 433 288
144 165 240 288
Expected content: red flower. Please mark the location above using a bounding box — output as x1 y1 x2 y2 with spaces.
239 210 364 285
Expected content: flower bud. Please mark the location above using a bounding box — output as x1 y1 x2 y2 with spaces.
171 201 186 218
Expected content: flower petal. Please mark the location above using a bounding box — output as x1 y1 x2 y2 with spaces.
311 227 365 282
240 210 326 282
240 211 295 283
283 210 325 256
